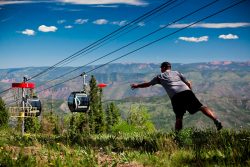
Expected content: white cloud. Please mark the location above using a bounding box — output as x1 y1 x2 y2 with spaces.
93 19 108 25
112 20 127 26
65 25 73 29
168 22 250 28
38 25 57 32
137 22 145 27
1 16 12 22
92 5 118 8
21 29 35 36
57 20 66 24
0 0 55 5
179 36 208 43
0 0 32 5
167 23 190 28
57 0 147 6
75 19 88 24
68 9 83 12
219 34 239 40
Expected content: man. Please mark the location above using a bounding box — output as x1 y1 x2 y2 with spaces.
131 61 222 131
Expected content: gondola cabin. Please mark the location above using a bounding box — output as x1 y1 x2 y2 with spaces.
26 96 42 116
68 92 90 112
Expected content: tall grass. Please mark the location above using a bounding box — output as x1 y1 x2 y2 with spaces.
0 127 249 166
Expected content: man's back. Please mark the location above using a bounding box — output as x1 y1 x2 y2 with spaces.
150 70 190 98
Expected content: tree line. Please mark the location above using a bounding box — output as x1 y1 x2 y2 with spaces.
0 75 155 135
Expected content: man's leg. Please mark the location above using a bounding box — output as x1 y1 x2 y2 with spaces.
200 106 222 130
200 106 217 120
175 117 183 131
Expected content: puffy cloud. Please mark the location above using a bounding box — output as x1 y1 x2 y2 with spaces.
111 20 145 27
57 20 66 24
93 19 108 25
168 22 250 28
219 34 239 40
112 20 127 26
57 0 148 6
65 25 73 29
75 19 88 24
38 25 57 32
179 36 208 43
137 22 145 27
21 29 35 36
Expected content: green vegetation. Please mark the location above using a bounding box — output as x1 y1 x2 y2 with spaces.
2 94 250 166
1 65 250 166
0 126 249 166
0 97 9 127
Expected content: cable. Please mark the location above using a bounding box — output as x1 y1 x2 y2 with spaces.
36 0 185 86
6 0 246 105
1 0 177 97
35 0 246 95
52 0 187 69
38 0 217 87
86 0 246 74
0 88 11 95
27 0 177 81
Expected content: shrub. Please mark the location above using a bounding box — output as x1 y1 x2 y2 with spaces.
24 117 41 133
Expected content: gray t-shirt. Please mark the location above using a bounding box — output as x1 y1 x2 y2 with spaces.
149 70 190 98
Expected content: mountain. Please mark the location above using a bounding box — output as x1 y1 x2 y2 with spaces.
1 61 249 99
1 61 250 130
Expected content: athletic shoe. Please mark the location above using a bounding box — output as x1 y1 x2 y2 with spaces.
214 120 223 131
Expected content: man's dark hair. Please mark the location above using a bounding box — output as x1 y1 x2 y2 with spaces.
161 62 171 68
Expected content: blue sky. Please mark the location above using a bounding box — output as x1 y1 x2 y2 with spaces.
0 0 250 69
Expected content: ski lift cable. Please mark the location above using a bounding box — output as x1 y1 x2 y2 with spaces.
46 0 179 69
36 0 216 89
0 88 12 95
36 0 186 87
48 0 187 69
13 0 248 98
1 0 177 96
26 0 177 81
85 0 246 74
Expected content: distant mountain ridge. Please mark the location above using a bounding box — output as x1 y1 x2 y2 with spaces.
0 61 249 100
1 61 250 130
0 61 249 81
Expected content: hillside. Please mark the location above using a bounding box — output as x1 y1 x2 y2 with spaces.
0 61 250 130
1 61 249 100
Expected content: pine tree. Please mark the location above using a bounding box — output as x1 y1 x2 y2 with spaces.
110 102 120 126
105 104 112 133
0 97 9 127
89 75 98 133
95 88 105 133
105 102 121 133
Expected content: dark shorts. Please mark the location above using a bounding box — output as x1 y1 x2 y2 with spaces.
171 90 203 119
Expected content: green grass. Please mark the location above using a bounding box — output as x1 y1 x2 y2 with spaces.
0 127 249 166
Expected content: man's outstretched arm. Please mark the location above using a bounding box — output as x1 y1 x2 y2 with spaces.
131 82 152 89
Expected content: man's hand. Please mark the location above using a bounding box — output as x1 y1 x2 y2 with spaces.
130 84 138 90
